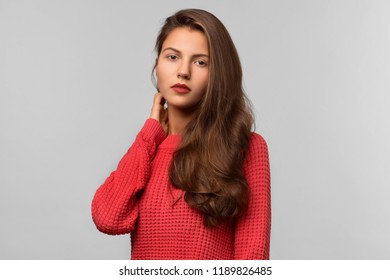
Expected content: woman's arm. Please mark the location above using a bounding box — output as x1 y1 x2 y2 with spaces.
234 133 271 259
91 118 166 235
92 93 167 235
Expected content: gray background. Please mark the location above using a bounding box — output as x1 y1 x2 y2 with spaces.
1 0 389 259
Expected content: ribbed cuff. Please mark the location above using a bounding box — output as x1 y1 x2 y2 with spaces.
140 118 167 147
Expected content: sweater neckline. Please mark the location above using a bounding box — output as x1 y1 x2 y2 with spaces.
159 134 181 150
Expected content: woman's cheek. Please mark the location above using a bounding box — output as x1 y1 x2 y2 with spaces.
156 80 166 96
155 68 166 93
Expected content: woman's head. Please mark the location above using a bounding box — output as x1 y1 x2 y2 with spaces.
153 9 244 117
155 26 209 110
154 9 254 228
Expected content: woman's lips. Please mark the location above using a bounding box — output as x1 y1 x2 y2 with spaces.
171 83 191 94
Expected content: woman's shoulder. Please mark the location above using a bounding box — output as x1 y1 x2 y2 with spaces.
243 131 270 167
248 131 268 151
244 132 270 181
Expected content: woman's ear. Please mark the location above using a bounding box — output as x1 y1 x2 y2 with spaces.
153 58 159 92
154 58 159 79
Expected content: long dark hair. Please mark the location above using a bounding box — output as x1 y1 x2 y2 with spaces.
153 9 254 228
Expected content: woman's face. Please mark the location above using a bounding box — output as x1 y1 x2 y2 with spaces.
155 27 209 111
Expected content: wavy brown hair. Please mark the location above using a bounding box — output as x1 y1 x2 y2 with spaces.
153 9 254 228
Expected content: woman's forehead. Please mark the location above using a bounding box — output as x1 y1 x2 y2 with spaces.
162 27 209 55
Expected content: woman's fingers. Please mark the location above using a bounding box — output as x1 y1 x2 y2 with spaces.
149 92 164 121
150 92 169 134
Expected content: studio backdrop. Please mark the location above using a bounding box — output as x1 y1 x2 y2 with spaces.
1 0 389 259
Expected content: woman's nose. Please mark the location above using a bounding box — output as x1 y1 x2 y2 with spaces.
177 63 190 79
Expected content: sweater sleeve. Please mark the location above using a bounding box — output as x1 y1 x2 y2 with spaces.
234 133 271 259
91 118 166 235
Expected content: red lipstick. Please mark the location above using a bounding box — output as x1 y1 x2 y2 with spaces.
171 83 191 94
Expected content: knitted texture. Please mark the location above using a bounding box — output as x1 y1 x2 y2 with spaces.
92 118 271 259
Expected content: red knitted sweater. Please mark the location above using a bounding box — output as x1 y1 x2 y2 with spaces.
92 118 271 259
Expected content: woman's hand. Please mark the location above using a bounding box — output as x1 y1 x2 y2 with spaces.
149 92 168 134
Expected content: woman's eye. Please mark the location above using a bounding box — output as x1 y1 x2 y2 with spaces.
195 60 207 66
167 55 178 60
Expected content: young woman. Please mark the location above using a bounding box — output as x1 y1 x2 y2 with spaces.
91 8 271 260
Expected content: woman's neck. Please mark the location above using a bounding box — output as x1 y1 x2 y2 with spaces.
167 106 196 135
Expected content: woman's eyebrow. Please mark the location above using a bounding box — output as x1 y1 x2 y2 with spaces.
162 47 209 58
